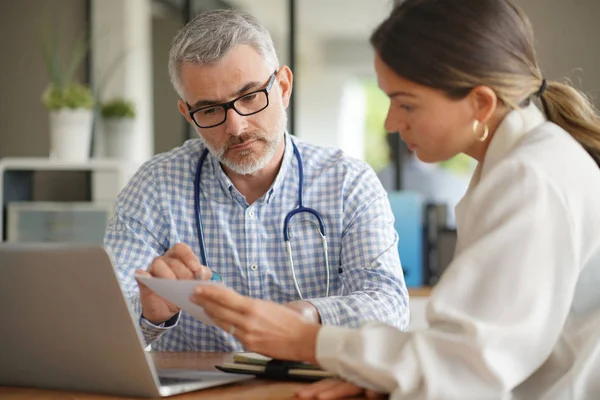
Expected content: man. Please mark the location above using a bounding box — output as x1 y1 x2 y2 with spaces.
104 9 409 352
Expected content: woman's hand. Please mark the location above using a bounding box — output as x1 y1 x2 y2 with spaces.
191 285 320 363
295 379 387 400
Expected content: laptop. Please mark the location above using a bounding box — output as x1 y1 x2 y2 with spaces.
0 243 252 397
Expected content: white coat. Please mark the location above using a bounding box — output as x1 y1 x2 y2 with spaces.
316 104 600 399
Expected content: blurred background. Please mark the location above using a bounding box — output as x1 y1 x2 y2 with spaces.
1 0 599 292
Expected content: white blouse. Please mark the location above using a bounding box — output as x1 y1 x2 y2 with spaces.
316 104 600 399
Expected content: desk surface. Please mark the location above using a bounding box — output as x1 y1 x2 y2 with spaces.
408 286 432 297
0 352 368 400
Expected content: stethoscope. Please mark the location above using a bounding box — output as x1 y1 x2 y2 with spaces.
194 140 330 299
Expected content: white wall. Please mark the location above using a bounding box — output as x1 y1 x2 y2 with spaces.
92 0 154 165
518 0 600 101
293 1 387 156
0 0 87 158
295 37 375 156
152 7 186 155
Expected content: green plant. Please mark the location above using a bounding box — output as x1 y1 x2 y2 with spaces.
100 99 136 119
41 83 94 110
362 79 391 172
40 20 94 110
42 33 88 87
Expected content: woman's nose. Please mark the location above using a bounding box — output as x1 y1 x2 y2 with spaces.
384 111 407 134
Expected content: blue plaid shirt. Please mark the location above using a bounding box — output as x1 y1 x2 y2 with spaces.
104 133 409 351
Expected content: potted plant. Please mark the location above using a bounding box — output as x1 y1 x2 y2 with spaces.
41 33 94 162
100 99 136 161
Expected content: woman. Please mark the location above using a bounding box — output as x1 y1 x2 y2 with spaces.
192 0 600 398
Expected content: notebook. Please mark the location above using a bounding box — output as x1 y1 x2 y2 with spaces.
216 352 335 382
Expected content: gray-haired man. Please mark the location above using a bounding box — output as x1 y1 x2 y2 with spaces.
105 9 409 352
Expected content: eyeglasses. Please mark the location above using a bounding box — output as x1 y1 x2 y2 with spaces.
186 71 278 129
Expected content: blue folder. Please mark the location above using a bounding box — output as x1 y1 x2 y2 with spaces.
388 191 425 287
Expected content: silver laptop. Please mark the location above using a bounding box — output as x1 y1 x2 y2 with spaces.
0 243 252 397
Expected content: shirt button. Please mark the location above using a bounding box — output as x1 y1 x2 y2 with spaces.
248 211 255 218
250 264 258 271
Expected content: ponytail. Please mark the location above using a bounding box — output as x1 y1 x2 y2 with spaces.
540 81 600 166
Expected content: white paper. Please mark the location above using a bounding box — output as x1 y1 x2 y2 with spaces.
136 276 223 326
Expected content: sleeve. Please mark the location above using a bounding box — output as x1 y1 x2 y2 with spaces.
306 166 410 330
315 160 579 397
104 165 172 346
139 313 181 344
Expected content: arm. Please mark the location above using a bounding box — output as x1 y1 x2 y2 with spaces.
104 167 172 346
316 161 578 397
305 167 409 329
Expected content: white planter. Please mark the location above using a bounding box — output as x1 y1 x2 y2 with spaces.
103 118 136 161
49 109 93 162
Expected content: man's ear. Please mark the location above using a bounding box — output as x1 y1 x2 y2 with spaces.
277 65 293 109
468 85 498 124
178 99 195 125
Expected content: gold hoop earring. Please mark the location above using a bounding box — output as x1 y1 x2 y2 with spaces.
473 120 489 142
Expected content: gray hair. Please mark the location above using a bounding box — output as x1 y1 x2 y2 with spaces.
168 9 280 98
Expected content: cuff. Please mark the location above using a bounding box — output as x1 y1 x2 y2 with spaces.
305 297 341 326
315 324 354 373
139 312 180 344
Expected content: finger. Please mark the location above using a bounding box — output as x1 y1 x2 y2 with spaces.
365 390 387 400
167 243 213 280
163 256 196 280
135 269 177 308
193 265 213 280
192 293 249 330
168 243 203 272
207 314 242 337
317 381 364 400
193 285 252 314
134 269 152 289
148 257 177 279
295 379 347 399
295 380 345 399
135 269 151 280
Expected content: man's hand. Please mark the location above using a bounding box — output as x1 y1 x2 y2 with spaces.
191 285 320 363
135 243 212 325
295 379 388 400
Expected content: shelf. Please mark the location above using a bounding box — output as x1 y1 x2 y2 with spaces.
0 157 135 242
0 157 124 172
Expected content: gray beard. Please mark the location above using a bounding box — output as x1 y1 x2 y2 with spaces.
203 108 288 175
218 135 281 175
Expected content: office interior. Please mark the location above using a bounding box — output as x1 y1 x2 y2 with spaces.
1 0 599 314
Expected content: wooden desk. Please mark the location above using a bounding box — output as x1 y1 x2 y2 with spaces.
0 352 368 400
408 286 432 297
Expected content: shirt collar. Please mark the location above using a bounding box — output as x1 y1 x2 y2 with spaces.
267 132 295 204
468 103 547 190
209 147 236 200
207 132 295 205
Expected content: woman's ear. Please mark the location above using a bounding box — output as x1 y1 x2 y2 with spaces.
277 65 294 109
469 85 498 124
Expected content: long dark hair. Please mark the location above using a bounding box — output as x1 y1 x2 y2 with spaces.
371 0 600 165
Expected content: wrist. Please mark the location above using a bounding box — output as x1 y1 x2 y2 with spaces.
297 323 320 364
286 300 321 324
143 312 179 326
